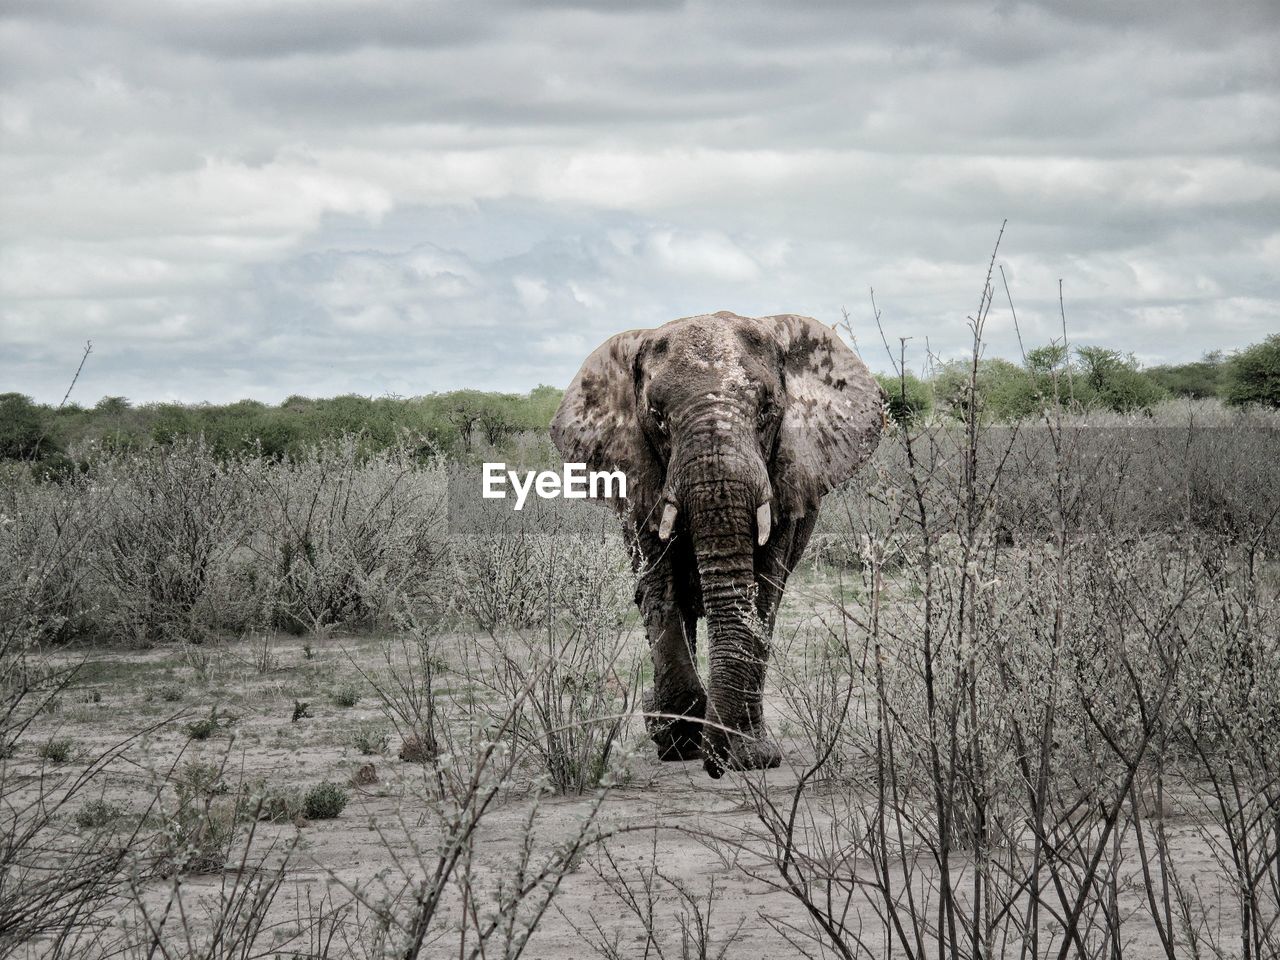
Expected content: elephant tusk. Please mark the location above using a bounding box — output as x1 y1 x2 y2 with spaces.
756 502 772 546
658 502 678 541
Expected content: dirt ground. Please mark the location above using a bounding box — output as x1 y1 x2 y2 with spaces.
14 578 1248 959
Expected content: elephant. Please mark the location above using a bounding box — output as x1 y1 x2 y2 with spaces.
550 311 885 777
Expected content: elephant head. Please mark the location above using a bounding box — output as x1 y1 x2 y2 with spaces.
551 311 884 776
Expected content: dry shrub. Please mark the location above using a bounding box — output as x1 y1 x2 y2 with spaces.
450 521 641 794
448 524 632 632
0 466 97 646
0 440 450 646
754 246 1280 959
464 619 638 795
243 440 448 634
765 449 1279 956
568 831 747 960
814 406 1280 565
83 441 244 645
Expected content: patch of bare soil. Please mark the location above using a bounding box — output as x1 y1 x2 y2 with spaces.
13 608 1246 959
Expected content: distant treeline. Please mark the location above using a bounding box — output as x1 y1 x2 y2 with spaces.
0 386 565 466
2 334 1277 469
877 336 1278 424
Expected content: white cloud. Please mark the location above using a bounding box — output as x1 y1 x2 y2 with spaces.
535 332 588 356
1 0 1277 403
643 230 761 282
1 156 392 248
513 275 549 310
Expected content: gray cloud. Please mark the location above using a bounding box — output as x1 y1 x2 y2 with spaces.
1 0 1277 403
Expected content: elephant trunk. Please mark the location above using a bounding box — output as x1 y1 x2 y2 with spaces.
690 485 763 705
683 469 771 761
664 402 777 773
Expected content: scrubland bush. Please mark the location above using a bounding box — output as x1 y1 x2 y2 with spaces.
183 713 222 741
449 519 632 632
303 781 349 820
3 386 567 464
1224 332 1280 408
3 396 1271 653
155 796 240 876
73 797 127 832
444 514 639 793
751 248 1280 960
465 616 637 794
330 681 361 707
242 779 305 823
0 392 47 460
572 834 748 960
82 441 243 645
243 440 447 634
0 440 449 646
2 271 1276 957
0 467 97 645
1147 351 1227 399
350 722 389 755
932 356 1041 421
875 370 932 424
811 402 1280 563
358 531 638 795
37 736 76 763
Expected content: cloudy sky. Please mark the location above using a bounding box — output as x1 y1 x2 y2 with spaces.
2 1 1277 405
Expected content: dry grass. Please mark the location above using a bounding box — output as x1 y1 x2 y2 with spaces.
2 295 1277 956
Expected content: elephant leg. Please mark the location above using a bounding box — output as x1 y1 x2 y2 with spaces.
702 510 821 777
701 612 780 777
636 553 706 761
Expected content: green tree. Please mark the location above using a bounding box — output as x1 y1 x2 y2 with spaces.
527 384 564 428
933 358 1042 422
1146 351 1225 400
88 395 148 452
150 404 197 447
982 358 1042 419
1074 346 1166 413
875 371 931 425
1224 334 1280 408
1026 344 1068 376
94 396 131 416
0 393 49 459
477 394 521 446
280 394 315 413
443 390 487 453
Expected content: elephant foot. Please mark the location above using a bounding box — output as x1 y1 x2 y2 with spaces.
654 721 705 761
644 687 707 762
702 728 782 779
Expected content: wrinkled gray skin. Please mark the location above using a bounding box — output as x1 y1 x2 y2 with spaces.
551 312 884 777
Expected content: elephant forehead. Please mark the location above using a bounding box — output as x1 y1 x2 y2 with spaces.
679 317 741 365
662 316 762 396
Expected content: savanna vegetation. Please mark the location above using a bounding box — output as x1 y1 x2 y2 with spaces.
872 332 1280 427
2 284 1278 955
0 384 566 473
2 332 1277 481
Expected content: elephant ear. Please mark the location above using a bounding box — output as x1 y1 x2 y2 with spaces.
550 329 654 515
765 314 886 513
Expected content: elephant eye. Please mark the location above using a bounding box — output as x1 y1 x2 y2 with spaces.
649 406 667 432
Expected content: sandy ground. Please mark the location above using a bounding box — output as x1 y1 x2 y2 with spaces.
10 584 1252 959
